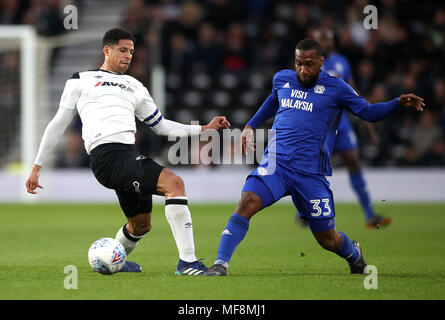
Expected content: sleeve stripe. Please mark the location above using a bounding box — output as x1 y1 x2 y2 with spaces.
149 115 163 127
143 109 159 122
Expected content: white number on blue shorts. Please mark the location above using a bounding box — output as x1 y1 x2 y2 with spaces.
310 198 331 217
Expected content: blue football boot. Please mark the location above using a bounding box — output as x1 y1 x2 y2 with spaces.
175 259 208 275
119 260 142 273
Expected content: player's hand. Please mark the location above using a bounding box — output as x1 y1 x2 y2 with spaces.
241 125 255 156
202 116 231 131
398 94 425 112
25 165 43 194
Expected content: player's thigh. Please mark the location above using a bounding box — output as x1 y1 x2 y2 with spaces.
291 172 336 233
114 153 164 195
116 189 153 222
91 146 163 195
238 169 287 220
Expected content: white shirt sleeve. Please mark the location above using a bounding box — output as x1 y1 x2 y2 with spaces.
59 78 81 109
151 118 202 137
135 87 201 137
34 106 77 166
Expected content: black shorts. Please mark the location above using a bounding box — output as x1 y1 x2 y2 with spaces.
89 143 164 217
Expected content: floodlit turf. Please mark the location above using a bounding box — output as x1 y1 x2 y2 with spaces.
0 202 444 300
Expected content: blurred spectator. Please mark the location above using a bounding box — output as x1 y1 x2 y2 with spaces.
356 59 375 96
122 0 148 37
404 111 443 166
221 22 249 73
0 0 24 24
206 0 244 32
21 0 65 36
162 32 191 77
190 22 222 73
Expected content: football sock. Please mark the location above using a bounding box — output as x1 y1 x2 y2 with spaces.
165 197 197 263
215 213 250 266
115 224 144 256
349 171 375 220
335 231 360 263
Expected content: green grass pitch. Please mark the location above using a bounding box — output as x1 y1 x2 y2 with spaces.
0 202 444 300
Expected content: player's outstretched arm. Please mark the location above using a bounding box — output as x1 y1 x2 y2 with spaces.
339 80 425 122
25 106 76 194
147 112 230 137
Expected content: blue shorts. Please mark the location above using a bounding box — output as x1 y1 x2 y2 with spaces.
333 112 358 153
242 162 336 233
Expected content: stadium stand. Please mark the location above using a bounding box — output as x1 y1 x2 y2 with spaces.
1 0 444 169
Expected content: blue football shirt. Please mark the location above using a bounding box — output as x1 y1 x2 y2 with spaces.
248 69 399 176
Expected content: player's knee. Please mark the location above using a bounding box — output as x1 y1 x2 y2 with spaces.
169 175 185 194
160 170 186 196
166 172 185 196
236 192 262 219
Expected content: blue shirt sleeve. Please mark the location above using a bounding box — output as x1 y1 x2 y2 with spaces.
337 79 400 122
247 90 279 128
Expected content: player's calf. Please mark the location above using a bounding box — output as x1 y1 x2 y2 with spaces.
312 227 365 274
115 222 146 256
127 212 152 236
313 229 343 252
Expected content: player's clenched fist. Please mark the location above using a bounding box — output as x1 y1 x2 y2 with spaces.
202 116 231 131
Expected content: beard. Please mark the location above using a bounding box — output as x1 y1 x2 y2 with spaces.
297 71 320 88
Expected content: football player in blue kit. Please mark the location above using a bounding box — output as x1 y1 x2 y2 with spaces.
202 39 424 276
312 28 391 229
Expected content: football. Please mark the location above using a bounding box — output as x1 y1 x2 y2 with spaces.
88 238 127 275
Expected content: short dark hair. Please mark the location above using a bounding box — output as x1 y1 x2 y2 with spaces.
102 28 135 47
295 39 322 56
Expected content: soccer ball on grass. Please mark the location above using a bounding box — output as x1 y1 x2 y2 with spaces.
88 237 126 275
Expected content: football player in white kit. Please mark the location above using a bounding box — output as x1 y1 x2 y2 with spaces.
25 28 230 275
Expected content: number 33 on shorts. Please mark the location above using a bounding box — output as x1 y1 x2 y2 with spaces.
310 198 332 217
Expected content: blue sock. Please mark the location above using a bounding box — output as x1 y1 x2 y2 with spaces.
215 213 250 265
335 231 360 263
349 171 375 220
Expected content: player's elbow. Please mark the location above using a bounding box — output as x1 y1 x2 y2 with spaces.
149 122 169 136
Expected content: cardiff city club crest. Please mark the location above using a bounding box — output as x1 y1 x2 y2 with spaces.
314 85 325 94
257 167 268 176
